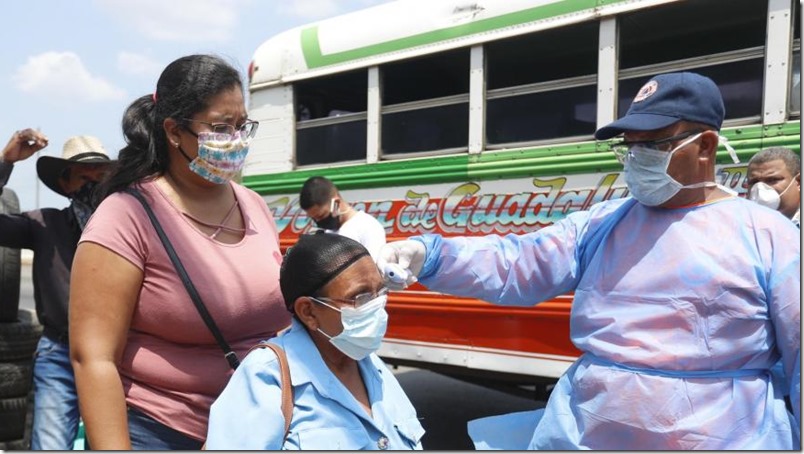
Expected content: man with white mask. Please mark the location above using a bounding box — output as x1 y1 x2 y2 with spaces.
377 72 800 450
747 147 800 228
746 146 800 411
299 176 387 260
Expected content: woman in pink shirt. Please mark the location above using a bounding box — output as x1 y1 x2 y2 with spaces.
69 54 291 449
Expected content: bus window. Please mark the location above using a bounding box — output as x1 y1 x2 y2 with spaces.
381 48 469 155
296 121 367 166
487 85 597 145
295 69 367 166
485 21 598 146
618 0 766 123
619 59 765 123
619 0 766 69
381 103 468 155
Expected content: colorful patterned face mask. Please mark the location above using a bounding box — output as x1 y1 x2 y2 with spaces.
188 132 250 184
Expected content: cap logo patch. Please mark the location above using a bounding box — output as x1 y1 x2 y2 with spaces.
633 80 658 103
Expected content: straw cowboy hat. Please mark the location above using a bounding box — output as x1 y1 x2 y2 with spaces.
36 135 112 197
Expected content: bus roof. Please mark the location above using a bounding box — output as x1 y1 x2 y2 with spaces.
249 0 677 89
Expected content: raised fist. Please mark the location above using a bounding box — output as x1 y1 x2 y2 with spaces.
2 129 48 163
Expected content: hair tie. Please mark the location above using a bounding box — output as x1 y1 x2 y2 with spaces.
152 92 157 103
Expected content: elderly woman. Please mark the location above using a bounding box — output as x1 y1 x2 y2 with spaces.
206 232 425 449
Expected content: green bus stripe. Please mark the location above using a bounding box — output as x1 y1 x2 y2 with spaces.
301 0 618 69
243 122 800 195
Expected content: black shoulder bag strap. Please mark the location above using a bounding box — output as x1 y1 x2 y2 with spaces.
124 187 240 370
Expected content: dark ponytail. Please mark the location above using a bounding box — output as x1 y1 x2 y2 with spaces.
96 95 163 202
97 54 244 202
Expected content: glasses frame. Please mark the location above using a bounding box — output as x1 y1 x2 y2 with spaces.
310 287 390 310
611 129 703 164
180 118 260 140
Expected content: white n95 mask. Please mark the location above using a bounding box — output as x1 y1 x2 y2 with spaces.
747 177 798 211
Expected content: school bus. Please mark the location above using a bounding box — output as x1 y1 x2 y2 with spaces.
243 0 801 397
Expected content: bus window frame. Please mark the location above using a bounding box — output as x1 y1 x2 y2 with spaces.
617 46 767 129
295 111 368 129
790 41 801 117
277 0 798 171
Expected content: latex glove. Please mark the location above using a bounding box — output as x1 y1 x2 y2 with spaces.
376 240 426 290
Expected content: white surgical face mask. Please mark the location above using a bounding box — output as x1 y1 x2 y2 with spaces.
747 176 798 211
314 294 389 360
624 133 717 206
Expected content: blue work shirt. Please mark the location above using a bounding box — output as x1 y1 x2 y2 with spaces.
416 196 800 450
206 318 424 450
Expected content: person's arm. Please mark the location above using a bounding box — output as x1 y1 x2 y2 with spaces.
0 158 13 189
767 225 801 424
0 129 49 248
790 357 801 423
0 159 34 249
69 241 143 450
206 348 287 449
0 129 48 176
411 207 591 306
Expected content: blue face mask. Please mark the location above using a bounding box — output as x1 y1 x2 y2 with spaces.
623 133 716 206
314 294 388 360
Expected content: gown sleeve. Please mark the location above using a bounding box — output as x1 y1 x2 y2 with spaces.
415 208 596 306
767 223 801 425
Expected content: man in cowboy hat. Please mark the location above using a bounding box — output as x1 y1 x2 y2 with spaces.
0 129 113 450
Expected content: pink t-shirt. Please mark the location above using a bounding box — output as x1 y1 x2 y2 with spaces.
80 179 291 441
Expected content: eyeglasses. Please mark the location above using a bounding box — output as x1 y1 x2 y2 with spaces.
611 129 702 164
311 287 389 310
181 118 259 140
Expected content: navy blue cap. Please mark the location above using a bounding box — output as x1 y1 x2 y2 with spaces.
595 72 725 140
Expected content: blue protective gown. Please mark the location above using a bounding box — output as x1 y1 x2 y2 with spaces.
415 196 800 450
206 318 425 450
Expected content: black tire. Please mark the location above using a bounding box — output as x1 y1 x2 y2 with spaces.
0 309 42 362
0 391 33 449
0 396 27 440
0 361 33 398
0 187 21 323
0 437 28 450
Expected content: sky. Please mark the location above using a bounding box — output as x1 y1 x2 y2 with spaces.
0 0 392 211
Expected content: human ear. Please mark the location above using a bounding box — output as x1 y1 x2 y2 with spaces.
698 131 719 161
294 297 319 331
163 118 182 149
